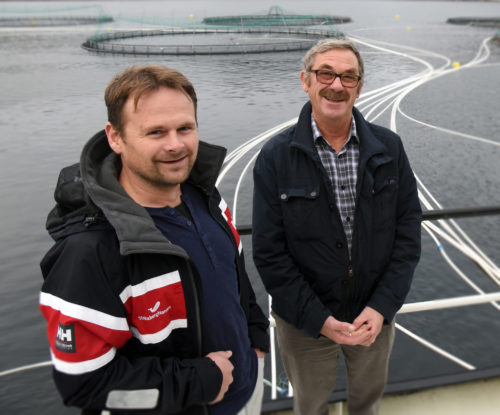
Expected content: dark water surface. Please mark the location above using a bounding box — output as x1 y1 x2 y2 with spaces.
1 1 499 413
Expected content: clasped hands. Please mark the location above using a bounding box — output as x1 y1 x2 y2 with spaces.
320 306 384 347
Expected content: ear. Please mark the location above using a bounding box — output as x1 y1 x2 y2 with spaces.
356 79 364 99
105 122 123 155
300 71 310 93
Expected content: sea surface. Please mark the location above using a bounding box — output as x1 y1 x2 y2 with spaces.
0 1 499 413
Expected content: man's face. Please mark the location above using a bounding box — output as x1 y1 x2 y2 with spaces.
301 48 363 125
107 87 199 196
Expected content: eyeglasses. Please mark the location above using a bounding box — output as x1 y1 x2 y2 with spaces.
308 69 362 87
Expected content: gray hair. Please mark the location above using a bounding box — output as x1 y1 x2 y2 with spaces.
301 39 364 82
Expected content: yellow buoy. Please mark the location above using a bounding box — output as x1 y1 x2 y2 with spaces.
189 14 194 19
452 61 461 68
395 14 400 20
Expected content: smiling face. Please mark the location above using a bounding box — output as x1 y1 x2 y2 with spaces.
301 48 363 128
106 86 199 206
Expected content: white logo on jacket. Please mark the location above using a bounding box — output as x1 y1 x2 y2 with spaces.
148 301 161 313
119 271 188 344
139 305 172 321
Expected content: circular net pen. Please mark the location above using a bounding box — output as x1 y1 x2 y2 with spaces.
202 6 351 27
447 17 500 28
0 15 113 27
202 15 350 27
0 3 111 27
81 27 345 55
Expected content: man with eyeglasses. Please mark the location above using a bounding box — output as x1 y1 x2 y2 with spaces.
252 39 421 415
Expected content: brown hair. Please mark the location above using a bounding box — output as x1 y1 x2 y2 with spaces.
104 65 197 135
301 39 364 83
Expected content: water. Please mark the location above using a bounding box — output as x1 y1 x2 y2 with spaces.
0 1 499 413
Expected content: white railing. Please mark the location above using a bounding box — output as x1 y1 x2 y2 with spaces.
2 291 499 395
399 292 500 313
266 291 500 399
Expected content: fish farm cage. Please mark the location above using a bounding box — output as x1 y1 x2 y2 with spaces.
447 17 500 28
0 16 113 27
0 4 112 27
81 27 345 56
202 5 351 27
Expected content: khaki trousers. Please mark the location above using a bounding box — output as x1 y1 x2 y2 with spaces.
274 313 395 415
237 356 265 415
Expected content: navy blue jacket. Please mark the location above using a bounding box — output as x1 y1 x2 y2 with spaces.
252 102 421 337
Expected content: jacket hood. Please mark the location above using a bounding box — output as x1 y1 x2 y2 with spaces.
46 130 227 257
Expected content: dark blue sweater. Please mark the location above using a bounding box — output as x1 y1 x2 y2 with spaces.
147 183 257 415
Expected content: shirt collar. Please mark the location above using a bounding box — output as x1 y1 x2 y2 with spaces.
311 113 358 148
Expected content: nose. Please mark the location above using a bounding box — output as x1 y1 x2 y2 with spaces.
330 74 344 89
163 132 185 152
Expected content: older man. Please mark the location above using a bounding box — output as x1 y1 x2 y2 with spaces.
252 39 421 415
40 65 268 415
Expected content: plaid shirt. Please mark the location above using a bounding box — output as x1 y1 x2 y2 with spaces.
312 115 359 256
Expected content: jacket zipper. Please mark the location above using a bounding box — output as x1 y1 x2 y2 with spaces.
185 260 210 415
185 260 203 356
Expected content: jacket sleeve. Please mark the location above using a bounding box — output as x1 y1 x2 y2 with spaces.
367 140 422 322
39 235 221 413
237 250 270 353
252 145 331 338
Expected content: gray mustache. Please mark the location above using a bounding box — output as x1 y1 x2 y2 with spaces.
320 90 349 101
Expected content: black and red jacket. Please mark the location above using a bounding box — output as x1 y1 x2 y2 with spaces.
39 130 269 414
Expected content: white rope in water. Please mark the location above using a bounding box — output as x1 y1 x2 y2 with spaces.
398 109 500 147
0 360 51 377
395 324 476 371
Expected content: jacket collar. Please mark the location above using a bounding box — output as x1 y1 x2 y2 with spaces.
78 130 227 256
292 101 392 168
188 140 227 196
290 101 316 156
352 107 393 169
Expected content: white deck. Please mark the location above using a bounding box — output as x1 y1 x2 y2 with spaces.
266 376 500 415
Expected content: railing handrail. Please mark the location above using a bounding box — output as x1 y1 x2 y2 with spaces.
235 205 500 235
265 292 500 328
420 205 500 220
398 291 500 314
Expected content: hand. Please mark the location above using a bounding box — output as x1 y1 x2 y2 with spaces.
254 348 266 359
206 350 234 404
320 316 371 345
352 307 384 347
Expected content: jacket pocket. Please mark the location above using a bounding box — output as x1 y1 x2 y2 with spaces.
280 186 323 240
372 176 398 229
